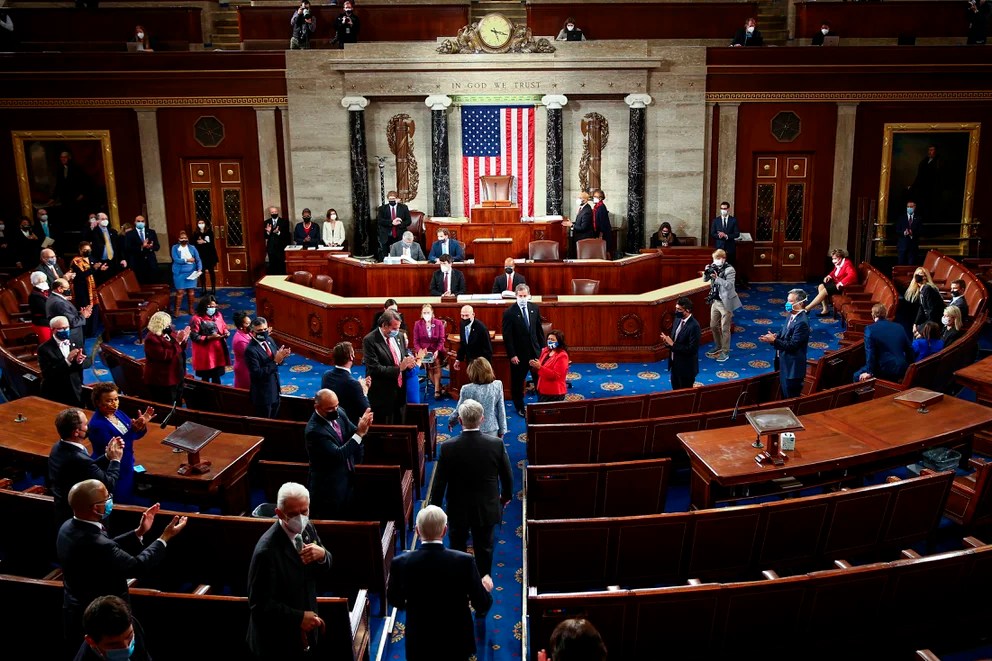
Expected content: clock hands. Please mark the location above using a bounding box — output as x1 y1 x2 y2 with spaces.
490 28 508 37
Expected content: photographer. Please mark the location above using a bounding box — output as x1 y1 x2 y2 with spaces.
703 249 742 363
290 0 316 50
967 0 990 45
333 0 360 48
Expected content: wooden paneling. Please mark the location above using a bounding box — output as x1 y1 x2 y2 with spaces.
526 3 758 40
6 8 203 51
795 2 967 40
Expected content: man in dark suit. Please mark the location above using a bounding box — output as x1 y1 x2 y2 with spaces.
320 341 371 424
362 309 417 424
91 213 127 279
811 21 834 46
48 408 123 529
245 316 292 418
660 296 701 390
429 398 513 578
387 505 493 661
46 278 92 348
264 206 292 275
305 388 372 519
388 231 427 262
855 303 914 382
122 215 160 284
731 16 764 46
377 190 411 258
429 254 467 296
57 479 186 648
39 316 92 407
292 209 322 249
949 279 969 321
760 288 811 399
895 200 922 266
247 482 331 661
453 305 493 371
569 191 595 242
35 246 74 288
75 595 152 661
502 284 543 415
12 216 43 270
492 257 526 294
710 201 740 264
427 228 464 263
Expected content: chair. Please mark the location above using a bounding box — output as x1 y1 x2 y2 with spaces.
576 239 608 260
289 271 313 288
480 175 514 202
571 279 601 295
529 240 560 262
313 274 334 294
408 210 427 250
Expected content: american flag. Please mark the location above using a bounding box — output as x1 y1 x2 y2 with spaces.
461 105 535 217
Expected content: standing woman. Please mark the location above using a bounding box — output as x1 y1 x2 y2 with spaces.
191 219 218 295
171 230 202 317
190 295 230 384
905 266 944 331
70 240 108 338
143 311 191 405
450 357 507 438
232 310 254 389
28 271 52 343
529 329 570 402
322 208 346 247
88 382 154 504
412 303 446 399
592 189 614 258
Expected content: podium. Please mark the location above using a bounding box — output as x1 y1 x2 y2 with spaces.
471 205 520 224
162 421 221 475
473 238 513 266
745 408 805 466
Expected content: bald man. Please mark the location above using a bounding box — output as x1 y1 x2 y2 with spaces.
305 388 373 519
492 257 526 294
57 479 186 650
453 305 493 371
35 247 74 289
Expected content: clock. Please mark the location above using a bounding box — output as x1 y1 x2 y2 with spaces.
477 13 513 53
770 111 801 143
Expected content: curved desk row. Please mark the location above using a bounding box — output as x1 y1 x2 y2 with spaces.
255 275 711 365
284 249 713 298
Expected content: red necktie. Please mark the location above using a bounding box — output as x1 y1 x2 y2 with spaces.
391 206 398 238
263 341 272 358
507 275 511 291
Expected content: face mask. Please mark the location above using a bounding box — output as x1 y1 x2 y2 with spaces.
40 214 48 222
163 326 172 335
907 207 915 215
720 209 729 217
566 24 574 31
505 266 513 274
389 199 397 206
330 214 337 220
713 259 725 267
785 302 796 313
179 239 188 245
303 9 309 15
102 636 135 661
135 222 145 230
197 223 205 230
576 198 584 206
270 213 279 220
323 408 339 422
285 513 308 535
821 28 829 35
21 226 30 232
82 250 92 257
55 329 71 341
303 217 311 223
593 196 601 203
675 310 685 319
100 220 109 227
832 259 841 266
345 7 352 12
662 229 670 235
746 26 755 33
46 257 56 266
255 331 268 341
942 316 951 326
422 313 432 320
440 266 450 274
206 307 216 316
388 329 399 338
951 290 961 297
137 31 145 39
102 497 114 519
36 282 49 291
914 274 925 284
517 297 529 307
547 341 558 349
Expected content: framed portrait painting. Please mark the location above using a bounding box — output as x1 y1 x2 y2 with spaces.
876 122 980 257
12 130 120 230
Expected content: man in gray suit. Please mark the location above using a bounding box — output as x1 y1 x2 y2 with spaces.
45 278 92 347
703 249 742 363
388 231 427 262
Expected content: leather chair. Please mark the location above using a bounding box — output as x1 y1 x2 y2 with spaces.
9 273 33 305
576 239 608 260
313 274 334 294
571 279 601 295
528 240 560 262
408 210 427 253
289 271 313 288
480 175 514 202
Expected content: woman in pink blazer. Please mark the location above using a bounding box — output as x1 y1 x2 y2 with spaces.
231 310 253 389
411 303 447 398
805 248 859 317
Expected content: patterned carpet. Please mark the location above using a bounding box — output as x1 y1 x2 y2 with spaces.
68 281 846 661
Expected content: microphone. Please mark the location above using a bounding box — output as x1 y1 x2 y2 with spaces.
160 380 185 428
730 386 749 421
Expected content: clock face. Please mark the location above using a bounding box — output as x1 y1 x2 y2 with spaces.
771 111 801 143
478 13 512 52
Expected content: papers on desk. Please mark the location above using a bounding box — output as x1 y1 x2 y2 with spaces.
186 270 202 281
458 294 502 302
285 245 303 251
500 291 516 299
317 245 344 251
432 217 469 223
526 215 563 223
383 256 423 265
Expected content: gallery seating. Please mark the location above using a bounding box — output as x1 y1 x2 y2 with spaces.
940 458 992 529
120 269 171 309
525 458 671 519
4 7 205 52
526 470 954 593
96 274 160 340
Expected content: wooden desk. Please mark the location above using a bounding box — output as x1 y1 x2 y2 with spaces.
0 397 264 514
955 355 992 455
678 389 992 509
282 250 705 298
424 218 566 260
446 334 512 400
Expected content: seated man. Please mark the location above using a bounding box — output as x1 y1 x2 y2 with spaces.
76 595 151 661
948 279 968 321
731 17 763 46
388 231 427 262
855 303 914 383
428 228 464 263
491 257 525 294
429 254 467 296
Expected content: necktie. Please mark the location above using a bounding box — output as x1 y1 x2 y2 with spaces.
139 230 145 243
674 319 684 339
293 534 304 552
391 206 398 238
263 341 273 358
507 274 512 291
332 420 355 471
388 337 402 386
103 229 114 260
442 241 448 255
464 324 471 343
444 272 449 294
521 305 530 329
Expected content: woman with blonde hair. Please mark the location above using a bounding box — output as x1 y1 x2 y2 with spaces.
904 266 944 331
941 305 964 346
411 303 446 399
450 357 507 438
143 310 191 404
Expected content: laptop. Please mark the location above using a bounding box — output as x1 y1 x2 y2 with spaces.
126 42 139 53
822 35 840 47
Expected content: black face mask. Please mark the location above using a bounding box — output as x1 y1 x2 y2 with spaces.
179 240 188 245
270 214 279 220
675 310 685 319
504 267 513 275
460 318 472 327
914 274 925 284
82 250 92 257
323 409 339 422
255 331 268 341
389 200 396 206
303 217 311 223
951 289 961 296
163 326 172 335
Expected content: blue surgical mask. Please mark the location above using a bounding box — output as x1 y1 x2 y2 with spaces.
55 328 71 341
135 222 145 230
907 207 914 215
103 636 135 660
547 341 558 349
388 329 400 339
102 497 114 519
206 307 216 316
46 257 57 266
785 302 796 313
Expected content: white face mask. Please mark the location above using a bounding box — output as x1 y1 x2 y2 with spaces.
720 209 729 217
517 296 529 306
137 32 145 40
821 28 829 35
423 313 432 320
197 223 205 229
942 316 951 326
100 219 109 227
440 265 451 274
566 24 574 31
284 513 308 535
36 281 49 291
577 198 584 206
593 196 601 203
746 26 755 33
330 214 337 220
713 259 725 267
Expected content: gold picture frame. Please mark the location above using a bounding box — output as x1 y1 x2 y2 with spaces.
876 122 980 257
12 129 120 229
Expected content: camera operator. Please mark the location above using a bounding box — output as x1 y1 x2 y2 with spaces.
967 0 990 45
333 0 360 48
290 0 316 50
703 249 742 363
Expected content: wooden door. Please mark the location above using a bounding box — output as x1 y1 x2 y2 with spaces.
184 160 251 287
751 155 813 282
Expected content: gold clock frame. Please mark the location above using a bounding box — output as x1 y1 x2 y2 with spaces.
477 13 513 54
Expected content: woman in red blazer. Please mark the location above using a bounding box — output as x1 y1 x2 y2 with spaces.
529 328 570 402
143 311 191 405
805 248 858 317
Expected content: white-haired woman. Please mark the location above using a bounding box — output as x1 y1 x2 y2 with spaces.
905 266 943 331
28 270 53 342
142 311 191 404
